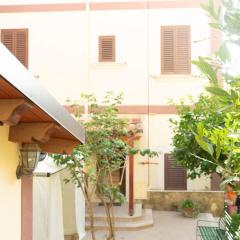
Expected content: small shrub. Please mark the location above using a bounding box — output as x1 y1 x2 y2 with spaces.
180 199 200 218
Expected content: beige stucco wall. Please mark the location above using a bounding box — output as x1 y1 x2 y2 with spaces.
0 125 21 240
0 6 209 105
0 4 213 199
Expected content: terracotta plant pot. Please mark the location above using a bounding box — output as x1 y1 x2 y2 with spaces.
182 207 199 218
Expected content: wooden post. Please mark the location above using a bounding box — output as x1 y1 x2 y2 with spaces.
21 175 33 240
129 141 134 216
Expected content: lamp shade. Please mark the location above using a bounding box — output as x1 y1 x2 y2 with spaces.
17 143 41 178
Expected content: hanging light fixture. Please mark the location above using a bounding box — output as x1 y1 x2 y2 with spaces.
16 143 47 179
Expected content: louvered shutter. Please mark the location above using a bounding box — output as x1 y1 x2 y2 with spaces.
15 30 28 67
99 36 115 62
161 27 174 74
164 154 187 190
1 30 14 54
1 29 28 68
175 26 191 74
161 26 191 74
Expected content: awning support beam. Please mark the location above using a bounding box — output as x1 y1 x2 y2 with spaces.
8 122 78 154
0 99 32 126
9 122 59 143
39 137 79 155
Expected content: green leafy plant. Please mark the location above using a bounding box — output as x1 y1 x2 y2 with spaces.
191 0 240 184
180 199 200 218
170 95 225 179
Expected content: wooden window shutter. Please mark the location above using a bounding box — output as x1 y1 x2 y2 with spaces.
1 30 14 54
164 154 187 190
99 36 115 62
161 26 191 74
1 29 28 68
161 27 174 74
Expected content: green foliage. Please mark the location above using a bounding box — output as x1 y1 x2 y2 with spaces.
180 199 195 209
180 199 200 218
194 114 240 179
170 95 225 179
231 214 240 237
171 0 240 183
192 57 218 85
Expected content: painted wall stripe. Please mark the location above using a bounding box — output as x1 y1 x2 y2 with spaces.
65 105 178 114
0 0 221 13
90 0 209 11
0 3 86 13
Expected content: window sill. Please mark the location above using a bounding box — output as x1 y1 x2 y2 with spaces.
150 74 206 82
90 62 127 68
148 189 224 193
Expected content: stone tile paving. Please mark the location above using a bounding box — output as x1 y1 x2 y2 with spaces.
83 210 212 240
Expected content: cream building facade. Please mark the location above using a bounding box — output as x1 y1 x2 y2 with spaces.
0 0 222 230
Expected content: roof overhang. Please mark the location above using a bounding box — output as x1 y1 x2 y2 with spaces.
0 43 85 154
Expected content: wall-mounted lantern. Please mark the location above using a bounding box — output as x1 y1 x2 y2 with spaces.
16 143 47 179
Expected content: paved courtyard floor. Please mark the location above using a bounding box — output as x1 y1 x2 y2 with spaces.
84 210 212 240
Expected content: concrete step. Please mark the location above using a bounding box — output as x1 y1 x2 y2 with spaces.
85 209 153 231
86 203 143 222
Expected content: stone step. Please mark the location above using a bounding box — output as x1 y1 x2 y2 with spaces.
86 203 143 222
85 209 153 231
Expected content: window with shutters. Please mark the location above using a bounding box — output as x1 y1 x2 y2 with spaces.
1 29 28 68
161 26 191 74
99 36 115 62
164 154 187 190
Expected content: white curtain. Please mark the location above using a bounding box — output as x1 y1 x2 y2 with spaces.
33 174 64 240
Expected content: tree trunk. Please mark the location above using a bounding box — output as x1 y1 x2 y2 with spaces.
86 201 96 240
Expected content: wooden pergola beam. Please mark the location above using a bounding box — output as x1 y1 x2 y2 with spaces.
8 122 79 154
9 122 59 143
0 99 32 126
39 137 79 154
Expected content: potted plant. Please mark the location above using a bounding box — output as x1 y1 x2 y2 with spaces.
180 199 200 218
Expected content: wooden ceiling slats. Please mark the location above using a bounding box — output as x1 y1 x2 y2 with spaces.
0 76 78 145
0 78 22 98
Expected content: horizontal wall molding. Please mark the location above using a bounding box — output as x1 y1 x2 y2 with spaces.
65 105 178 115
0 3 86 13
0 0 220 13
117 105 178 114
90 0 210 11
